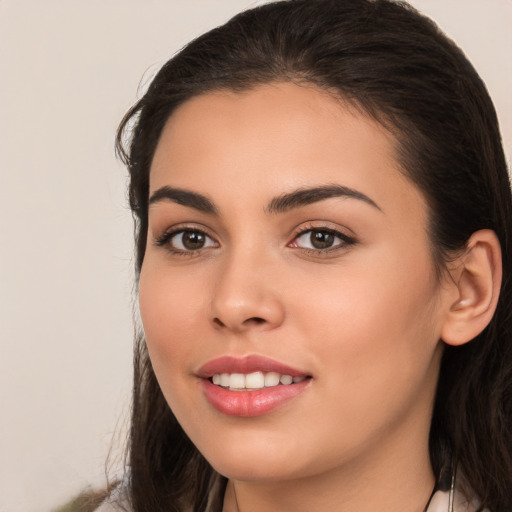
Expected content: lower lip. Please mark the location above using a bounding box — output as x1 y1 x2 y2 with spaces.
201 378 311 417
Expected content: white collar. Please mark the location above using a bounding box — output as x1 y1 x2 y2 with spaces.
426 483 488 512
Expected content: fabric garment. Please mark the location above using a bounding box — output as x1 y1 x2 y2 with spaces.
427 486 489 512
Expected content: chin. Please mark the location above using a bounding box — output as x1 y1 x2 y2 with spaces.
211 459 300 482
197 437 314 483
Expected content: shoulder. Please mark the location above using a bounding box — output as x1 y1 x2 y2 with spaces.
94 501 130 512
94 485 131 512
427 484 490 512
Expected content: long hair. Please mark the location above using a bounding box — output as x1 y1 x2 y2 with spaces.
115 1 512 510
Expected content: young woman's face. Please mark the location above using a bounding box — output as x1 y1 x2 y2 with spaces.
139 83 449 482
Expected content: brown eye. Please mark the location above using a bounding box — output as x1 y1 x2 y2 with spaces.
182 231 206 249
309 231 335 249
169 230 216 251
291 228 355 252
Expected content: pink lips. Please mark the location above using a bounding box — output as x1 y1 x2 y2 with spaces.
198 355 309 378
197 355 312 417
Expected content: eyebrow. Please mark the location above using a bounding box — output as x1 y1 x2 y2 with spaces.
265 184 382 214
149 186 218 214
148 184 381 215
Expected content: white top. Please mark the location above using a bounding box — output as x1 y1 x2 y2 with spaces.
428 486 488 512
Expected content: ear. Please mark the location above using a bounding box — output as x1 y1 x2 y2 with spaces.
440 229 502 347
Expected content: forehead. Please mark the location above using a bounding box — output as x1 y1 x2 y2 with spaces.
154 82 392 152
150 82 425 222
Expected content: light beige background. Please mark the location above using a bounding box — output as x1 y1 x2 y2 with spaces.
0 1 510 511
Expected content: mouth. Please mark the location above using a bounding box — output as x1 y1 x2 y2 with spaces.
198 355 313 417
210 371 309 391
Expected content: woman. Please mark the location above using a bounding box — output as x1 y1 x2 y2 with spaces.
99 0 512 510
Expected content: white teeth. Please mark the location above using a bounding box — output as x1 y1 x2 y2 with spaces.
264 372 280 387
245 371 265 389
229 373 246 389
211 371 307 389
279 375 293 385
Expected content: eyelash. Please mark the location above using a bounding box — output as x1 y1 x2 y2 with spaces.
154 226 217 257
289 225 357 255
154 224 357 257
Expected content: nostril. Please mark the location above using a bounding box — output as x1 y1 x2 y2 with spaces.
213 318 225 327
211 310 276 330
244 317 266 325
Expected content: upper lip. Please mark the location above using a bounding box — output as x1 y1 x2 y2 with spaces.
197 355 309 379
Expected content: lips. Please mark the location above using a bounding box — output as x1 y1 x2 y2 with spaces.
197 355 309 378
197 355 312 417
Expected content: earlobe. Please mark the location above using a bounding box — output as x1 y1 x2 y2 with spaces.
440 229 502 347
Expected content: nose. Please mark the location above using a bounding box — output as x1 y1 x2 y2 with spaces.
210 251 285 333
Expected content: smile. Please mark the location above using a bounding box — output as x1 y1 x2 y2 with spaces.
198 355 312 417
211 371 307 391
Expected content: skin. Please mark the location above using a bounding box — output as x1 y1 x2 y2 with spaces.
139 82 457 511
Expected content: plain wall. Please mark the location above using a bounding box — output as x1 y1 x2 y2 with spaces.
0 1 510 511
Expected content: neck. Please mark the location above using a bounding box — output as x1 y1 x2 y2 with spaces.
222 422 435 512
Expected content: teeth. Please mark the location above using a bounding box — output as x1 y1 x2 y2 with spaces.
229 373 245 389
264 372 280 387
245 371 265 389
211 371 307 390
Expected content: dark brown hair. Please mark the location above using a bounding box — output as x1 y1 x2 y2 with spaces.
116 1 512 510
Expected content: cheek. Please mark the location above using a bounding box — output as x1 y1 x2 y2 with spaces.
138 265 206 378
289 247 440 391
281 258 441 461
138 265 214 430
